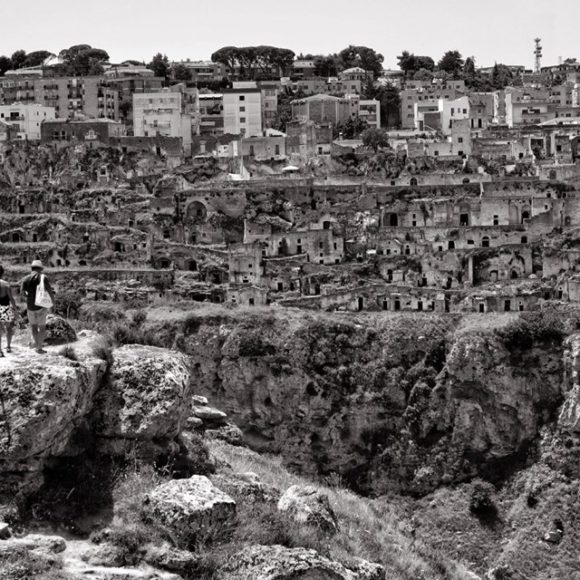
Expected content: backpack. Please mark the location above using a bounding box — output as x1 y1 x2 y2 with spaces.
34 275 53 309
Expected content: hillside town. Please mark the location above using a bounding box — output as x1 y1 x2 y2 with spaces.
1 42 580 315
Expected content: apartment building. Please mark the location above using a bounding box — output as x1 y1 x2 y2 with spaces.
35 77 119 120
133 90 192 154
400 80 466 129
173 60 227 83
199 93 224 136
223 88 262 137
359 99 381 128
0 103 56 140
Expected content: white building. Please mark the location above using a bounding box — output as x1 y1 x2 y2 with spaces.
440 96 470 136
359 99 381 129
133 90 192 154
0 103 56 140
223 88 262 137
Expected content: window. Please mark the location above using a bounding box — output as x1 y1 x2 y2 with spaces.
240 117 246 123
239 95 245 101
239 106 245 112
493 215 499 226
458 137 463 143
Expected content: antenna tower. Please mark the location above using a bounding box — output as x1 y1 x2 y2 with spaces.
534 38 543 74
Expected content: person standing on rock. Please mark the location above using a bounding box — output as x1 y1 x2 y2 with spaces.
0 264 19 356
20 260 55 354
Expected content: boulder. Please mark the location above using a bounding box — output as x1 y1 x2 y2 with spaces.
0 523 11 540
205 423 245 446
144 543 199 573
45 314 77 345
277 485 338 533
93 345 192 454
211 472 280 504
193 405 228 425
144 475 236 545
192 395 209 406
0 333 105 497
221 545 385 580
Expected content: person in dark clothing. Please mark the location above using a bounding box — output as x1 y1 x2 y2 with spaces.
20 260 55 354
0 264 19 356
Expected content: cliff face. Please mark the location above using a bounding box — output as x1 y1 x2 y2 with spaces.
183 310 565 495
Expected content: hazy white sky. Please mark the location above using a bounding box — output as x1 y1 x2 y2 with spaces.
7 0 579 69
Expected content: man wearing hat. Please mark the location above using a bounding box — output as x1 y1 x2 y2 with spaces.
20 260 55 354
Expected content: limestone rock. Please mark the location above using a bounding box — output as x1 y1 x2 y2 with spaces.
221 544 385 580
277 485 338 533
45 313 77 345
205 423 245 446
211 472 280 504
558 334 580 432
144 475 236 545
192 395 209 406
93 345 192 452
144 543 199 573
0 523 11 539
81 542 126 566
0 333 105 497
193 405 228 425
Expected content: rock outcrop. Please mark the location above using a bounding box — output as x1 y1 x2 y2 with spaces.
182 311 564 495
44 314 77 345
277 485 338 533
93 345 192 456
221 544 385 580
0 331 105 498
143 475 236 545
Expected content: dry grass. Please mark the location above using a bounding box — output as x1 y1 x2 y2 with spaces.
208 440 478 580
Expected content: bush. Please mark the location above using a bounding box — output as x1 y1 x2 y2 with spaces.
496 311 565 351
130 310 147 328
109 323 164 347
469 480 498 522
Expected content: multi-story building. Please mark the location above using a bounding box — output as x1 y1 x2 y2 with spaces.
286 77 362 96
291 94 355 126
0 103 55 140
104 75 164 124
41 118 126 146
223 88 262 137
400 81 466 129
0 77 37 105
172 60 227 83
292 60 317 79
198 93 224 136
359 99 381 128
133 89 193 154
34 77 119 120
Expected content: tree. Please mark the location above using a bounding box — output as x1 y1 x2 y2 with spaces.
464 57 476 77
59 45 110 76
335 116 368 139
362 127 390 151
211 45 295 80
148 53 170 79
437 51 464 77
412 68 434 82
366 84 401 128
0 56 12 76
10 50 27 70
313 55 339 78
397 52 434 77
24 51 53 68
338 45 384 77
492 63 514 89
173 63 192 82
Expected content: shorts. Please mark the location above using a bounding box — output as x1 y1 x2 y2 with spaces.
0 305 15 325
27 308 48 326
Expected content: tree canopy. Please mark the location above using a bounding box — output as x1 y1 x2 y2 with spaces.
397 52 435 77
147 53 170 79
58 45 110 75
361 127 390 151
338 45 384 77
437 51 464 77
211 45 295 79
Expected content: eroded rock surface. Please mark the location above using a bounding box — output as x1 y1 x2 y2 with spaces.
93 345 192 454
277 485 338 533
144 475 236 545
221 544 385 580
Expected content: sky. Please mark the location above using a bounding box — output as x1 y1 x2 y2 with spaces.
6 0 580 70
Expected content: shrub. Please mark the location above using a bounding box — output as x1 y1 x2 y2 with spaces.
109 323 164 347
183 314 201 335
130 310 147 328
58 346 78 361
496 311 565 351
469 480 498 522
